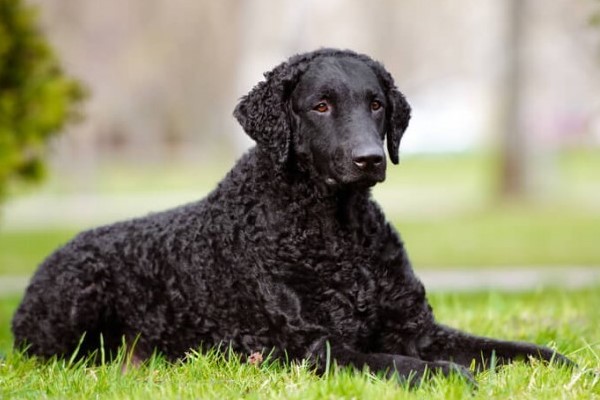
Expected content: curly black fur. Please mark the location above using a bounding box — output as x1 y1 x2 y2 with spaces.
12 49 571 384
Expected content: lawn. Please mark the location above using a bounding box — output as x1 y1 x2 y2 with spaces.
397 205 600 267
1 151 599 275
0 287 598 399
2 204 600 275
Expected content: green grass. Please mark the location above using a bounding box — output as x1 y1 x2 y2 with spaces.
398 205 600 267
0 230 74 275
2 150 599 275
2 204 599 275
1 287 599 399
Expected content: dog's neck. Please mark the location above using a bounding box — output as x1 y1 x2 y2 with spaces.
250 147 373 227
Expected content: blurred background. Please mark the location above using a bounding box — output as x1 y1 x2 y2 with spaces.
1 0 599 288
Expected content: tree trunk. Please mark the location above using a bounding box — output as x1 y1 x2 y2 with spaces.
499 0 529 199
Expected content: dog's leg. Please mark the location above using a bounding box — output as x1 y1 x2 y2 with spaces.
12 250 115 359
120 351 145 374
417 324 574 371
306 339 475 386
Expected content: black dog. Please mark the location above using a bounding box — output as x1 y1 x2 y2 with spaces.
12 49 571 384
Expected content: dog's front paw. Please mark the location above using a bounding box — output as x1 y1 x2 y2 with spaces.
391 360 476 388
534 346 576 369
430 360 477 387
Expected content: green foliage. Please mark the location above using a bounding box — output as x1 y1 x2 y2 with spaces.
0 0 84 201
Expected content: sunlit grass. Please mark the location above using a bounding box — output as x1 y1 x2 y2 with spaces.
0 287 598 399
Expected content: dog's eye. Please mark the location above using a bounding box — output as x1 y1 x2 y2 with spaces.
313 102 329 113
371 100 382 111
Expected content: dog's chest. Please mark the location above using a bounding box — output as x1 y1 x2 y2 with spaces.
270 224 383 342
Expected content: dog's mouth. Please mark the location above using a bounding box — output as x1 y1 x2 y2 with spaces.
316 150 386 190
325 167 386 189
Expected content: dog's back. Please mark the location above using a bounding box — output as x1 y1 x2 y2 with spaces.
12 151 268 359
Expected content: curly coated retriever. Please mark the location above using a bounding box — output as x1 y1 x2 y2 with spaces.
12 49 572 384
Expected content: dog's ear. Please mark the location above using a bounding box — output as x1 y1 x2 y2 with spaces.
365 59 411 165
385 88 411 165
234 65 298 165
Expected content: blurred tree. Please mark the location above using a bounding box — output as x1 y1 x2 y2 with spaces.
592 0 600 27
0 0 84 203
499 0 528 200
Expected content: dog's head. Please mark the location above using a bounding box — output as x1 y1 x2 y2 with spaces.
234 49 411 188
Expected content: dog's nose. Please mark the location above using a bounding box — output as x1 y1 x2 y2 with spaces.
352 148 385 170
